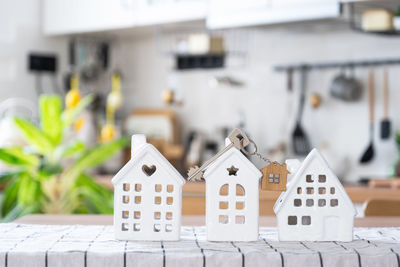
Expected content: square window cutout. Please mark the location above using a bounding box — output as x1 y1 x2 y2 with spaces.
318 187 326 194
302 216 311 225
167 185 174 193
318 175 326 183
318 199 326 207
297 187 302 194
122 211 129 219
135 196 141 204
306 187 314 194
154 212 161 220
288 216 297 225
155 184 162 192
122 196 130 204
219 215 229 224
133 223 141 232
165 224 173 232
167 197 173 205
155 196 161 204
219 201 228 209
166 212 173 220
154 224 161 232
122 223 129 231
306 199 314 207
331 199 338 207
134 211 141 219
294 199 302 207
235 216 245 224
134 184 141 192
236 202 244 210
306 175 314 183
123 183 130 191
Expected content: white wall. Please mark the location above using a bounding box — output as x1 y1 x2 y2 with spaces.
1 0 399 183
0 0 68 114
114 23 400 183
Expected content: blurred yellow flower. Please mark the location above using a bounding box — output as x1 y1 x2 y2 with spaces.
74 116 85 133
100 124 116 142
66 88 81 109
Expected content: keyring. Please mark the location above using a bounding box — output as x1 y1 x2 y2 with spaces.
242 139 257 156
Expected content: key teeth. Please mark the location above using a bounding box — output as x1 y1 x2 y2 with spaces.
187 166 199 176
187 166 203 181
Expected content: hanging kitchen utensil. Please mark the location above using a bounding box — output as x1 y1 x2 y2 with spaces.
330 66 362 102
380 69 391 139
292 66 311 156
360 70 375 164
64 39 76 92
287 68 293 92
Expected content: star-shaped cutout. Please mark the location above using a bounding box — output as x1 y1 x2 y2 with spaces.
227 165 239 176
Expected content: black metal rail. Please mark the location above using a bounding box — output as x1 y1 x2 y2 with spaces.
274 58 400 72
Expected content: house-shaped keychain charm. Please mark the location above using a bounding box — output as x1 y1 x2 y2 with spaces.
274 149 356 242
112 134 186 241
261 161 290 191
204 138 262 242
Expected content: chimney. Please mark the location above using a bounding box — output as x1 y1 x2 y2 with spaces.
285 159 301 181
131 134 147 158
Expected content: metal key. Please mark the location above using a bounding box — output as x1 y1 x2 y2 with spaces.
187 128 251 181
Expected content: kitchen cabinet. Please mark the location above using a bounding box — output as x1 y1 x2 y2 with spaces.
43 0 206 35
43 0 340 34
43 0 136 35
207 0 340 29
135 0 207 26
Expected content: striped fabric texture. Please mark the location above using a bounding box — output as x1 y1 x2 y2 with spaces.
0 224 399 267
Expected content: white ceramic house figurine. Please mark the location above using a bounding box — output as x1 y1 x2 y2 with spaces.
274 148 356 242
112 134 186 241
204 139 262 241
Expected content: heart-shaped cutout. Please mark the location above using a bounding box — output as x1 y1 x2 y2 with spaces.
142 164 156 176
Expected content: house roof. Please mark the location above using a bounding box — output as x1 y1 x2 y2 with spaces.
204 145 262 180
261 162 291 174
111 141 185 186
273 148 357 215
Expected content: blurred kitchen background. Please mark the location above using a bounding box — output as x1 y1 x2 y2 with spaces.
2 0 400 219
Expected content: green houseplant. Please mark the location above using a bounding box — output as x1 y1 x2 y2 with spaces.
0 94 127 221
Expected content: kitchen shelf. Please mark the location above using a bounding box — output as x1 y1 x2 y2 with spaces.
345 1 400 37
155 26 251 70
175 53 225 70
350 26 400 36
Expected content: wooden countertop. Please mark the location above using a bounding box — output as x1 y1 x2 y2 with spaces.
95 177 400 215
96 177 400 203
14 214 400 227
182 182 400 202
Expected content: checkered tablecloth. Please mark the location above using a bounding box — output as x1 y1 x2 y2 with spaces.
0 224 399 267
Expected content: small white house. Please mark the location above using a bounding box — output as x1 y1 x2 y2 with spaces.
274 148 356 242
112 134 186 241
204 139 262 241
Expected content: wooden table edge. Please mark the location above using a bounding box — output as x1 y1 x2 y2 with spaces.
12 214 400 227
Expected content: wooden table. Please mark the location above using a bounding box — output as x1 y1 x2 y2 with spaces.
14 214 400 227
